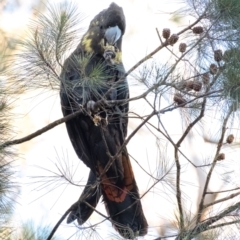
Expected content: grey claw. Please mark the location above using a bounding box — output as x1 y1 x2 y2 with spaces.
103 49 116 61
87 100 99 114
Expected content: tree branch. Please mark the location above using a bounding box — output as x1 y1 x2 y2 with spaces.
0 108 83 149
183 201 240 239
196 105 234 223
204 191 240 209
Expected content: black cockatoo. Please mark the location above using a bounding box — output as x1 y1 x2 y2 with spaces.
60 2 148 238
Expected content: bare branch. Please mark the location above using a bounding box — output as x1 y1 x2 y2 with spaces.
204 191 240 209
0 108 83 149
197 105 234 223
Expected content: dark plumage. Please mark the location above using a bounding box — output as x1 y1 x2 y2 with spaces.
60 2 148 238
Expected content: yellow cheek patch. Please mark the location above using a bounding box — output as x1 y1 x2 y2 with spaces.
115 51 122 64
81 33 122 64
81 33 93 53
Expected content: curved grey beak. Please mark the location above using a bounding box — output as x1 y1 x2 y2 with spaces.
104 25 122 45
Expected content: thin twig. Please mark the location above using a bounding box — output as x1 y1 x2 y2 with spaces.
196 105 233 224
46 205 73 240
203 191 240 209
99 110 156 179
203 219 240 232
155 28 164 44
206 187 240 194
0 108 83 149
47 195 109 240
184 201 240 239
174 81 208 231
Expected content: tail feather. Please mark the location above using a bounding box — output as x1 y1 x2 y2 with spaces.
67 149 148 238
103 185 148 238
100 149 148 238
67 170 101 224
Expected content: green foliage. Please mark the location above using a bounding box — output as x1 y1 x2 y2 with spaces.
215 0 240 28
0 29 16 72
0 96 17 239
0 52 17 238
10 2 84 91
221 48 240 106
5 221 60 240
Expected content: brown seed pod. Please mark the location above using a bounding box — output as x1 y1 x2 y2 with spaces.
162 28 171 39
214 49 223 62
179 43 187 53
202 73 210 85
192 26 204 34
186 80 194 91
226 134 234 144
192 80 202 92
217 153 225 161
210 63 218 75
174 93 187 105
168 34 179 45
